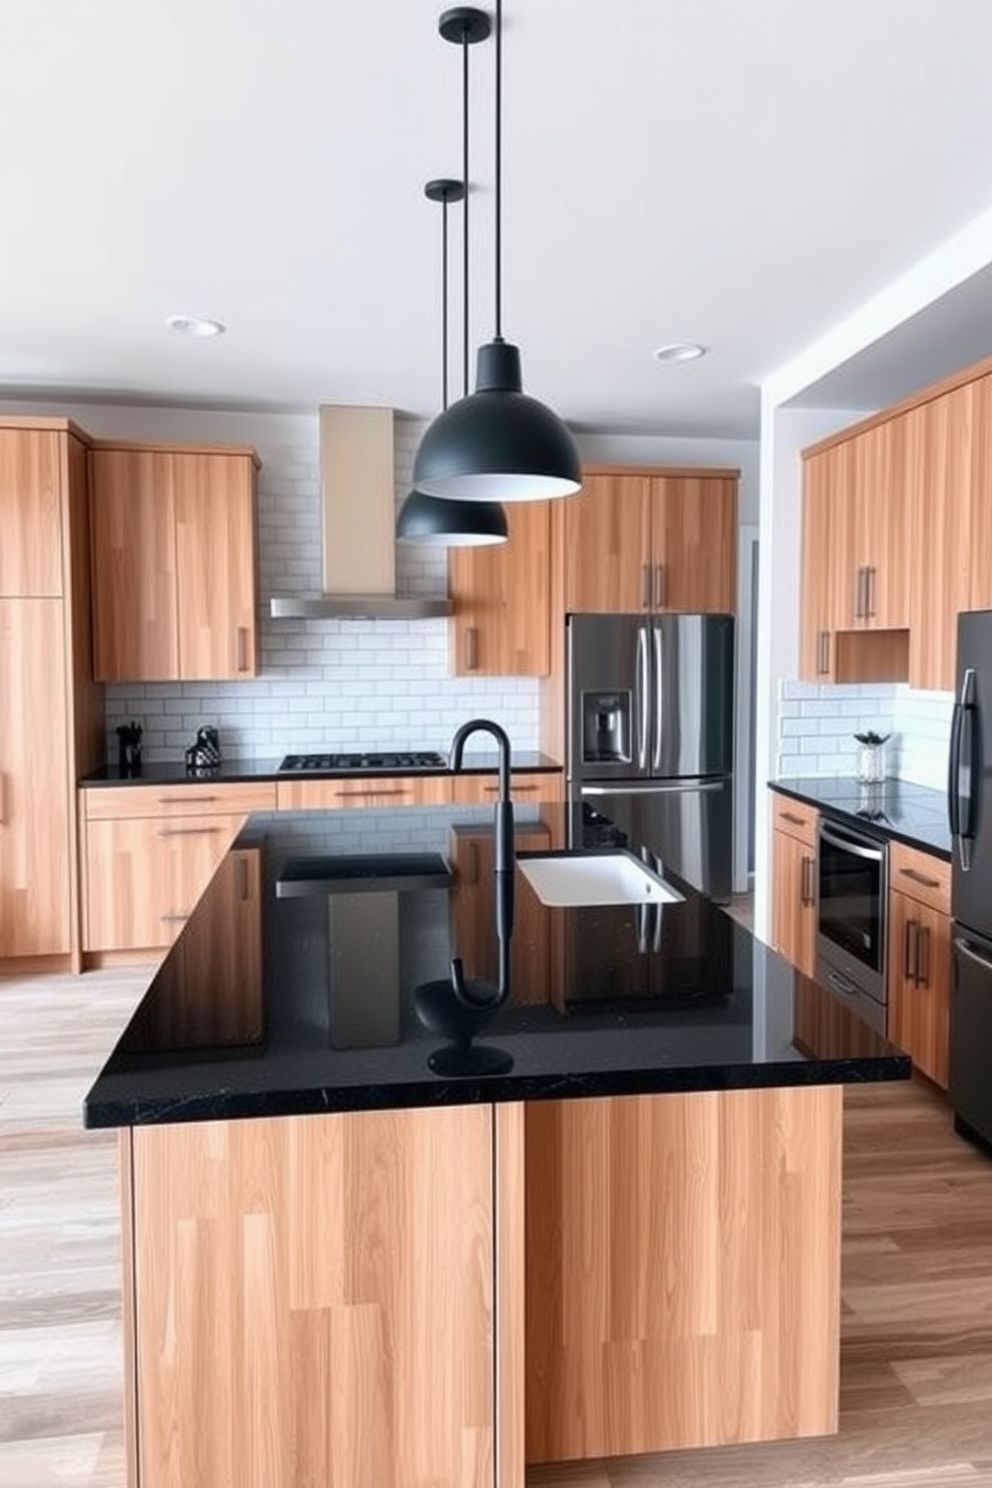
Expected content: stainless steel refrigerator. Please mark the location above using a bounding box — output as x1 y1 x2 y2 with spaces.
948 609 992 1151
565 612 735 901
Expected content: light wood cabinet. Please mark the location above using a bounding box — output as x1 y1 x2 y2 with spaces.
887 841 951 1089
125 846 264 1049
450 770 562 805
123 1105 504 1488
81 781 275 954
769 794 818 978
562 468 738 615
0 419 104 969
448 500 552 675
800 442 851 679
0 599 70 956
847 418 912 630
276 775 453 811
90 442 260 682
449 821 554 1006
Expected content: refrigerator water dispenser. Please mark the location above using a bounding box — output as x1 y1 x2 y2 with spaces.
582 690 631 763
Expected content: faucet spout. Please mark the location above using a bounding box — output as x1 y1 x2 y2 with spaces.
449 717 512 807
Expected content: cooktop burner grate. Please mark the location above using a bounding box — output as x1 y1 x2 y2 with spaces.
278 751 448 773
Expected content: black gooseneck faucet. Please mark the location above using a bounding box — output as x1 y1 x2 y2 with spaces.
448 717 514 1003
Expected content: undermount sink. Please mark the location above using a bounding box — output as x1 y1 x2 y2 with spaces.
517 849 685 908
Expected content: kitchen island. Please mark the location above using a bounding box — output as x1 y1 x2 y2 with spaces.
85 799 909 1488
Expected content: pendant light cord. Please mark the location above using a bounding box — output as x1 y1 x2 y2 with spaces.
441 193 449 409
494 0 502 343
462 31 471 396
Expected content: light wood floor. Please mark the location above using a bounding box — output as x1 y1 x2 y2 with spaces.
3 966 992 1488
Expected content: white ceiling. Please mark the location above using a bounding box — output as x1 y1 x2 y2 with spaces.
3 0 992 438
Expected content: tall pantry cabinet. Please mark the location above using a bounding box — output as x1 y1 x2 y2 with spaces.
0 418 104 970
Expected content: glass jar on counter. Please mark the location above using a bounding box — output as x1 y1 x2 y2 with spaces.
854 732 889 784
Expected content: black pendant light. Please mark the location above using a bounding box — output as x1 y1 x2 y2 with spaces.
412 0 581 504
397 19 508 546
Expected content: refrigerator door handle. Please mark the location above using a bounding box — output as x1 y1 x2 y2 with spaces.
651 623 663 773
581 781 723 797
954 935 992 975
948 667 977 871
635 624 649 770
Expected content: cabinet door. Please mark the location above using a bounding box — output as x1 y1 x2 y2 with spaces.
449 770 562 805
650 475 737 613
887 890 950 1089
0 598 71 955
276 776 452 811
851 420 911 629
562 472 651 611
0 429 64 597
90 448 179 680
800 448 839 680
130 847 264 1049
450 824 552 1005
449 501 551 675
907 394 968 690
966 374 992 612
174 453 258 679
770 825 817 978
83 812 247 951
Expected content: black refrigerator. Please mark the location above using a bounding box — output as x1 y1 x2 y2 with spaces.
565 612 735 901
948 609 992 1150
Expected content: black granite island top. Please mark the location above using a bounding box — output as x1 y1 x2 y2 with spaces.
84 801 909 1128
770 775 951 857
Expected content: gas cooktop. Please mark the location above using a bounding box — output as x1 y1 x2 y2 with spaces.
278 751 448 774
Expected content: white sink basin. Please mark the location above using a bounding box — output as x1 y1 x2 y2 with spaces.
517 850 684 908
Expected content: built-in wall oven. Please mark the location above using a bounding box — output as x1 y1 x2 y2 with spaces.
815 816 889 1033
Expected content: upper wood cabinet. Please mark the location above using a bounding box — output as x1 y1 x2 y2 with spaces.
0 427 64 597
562 468 738 615
448 500 552 675
90 442 260 682
846 418 912 630
800 442 851 680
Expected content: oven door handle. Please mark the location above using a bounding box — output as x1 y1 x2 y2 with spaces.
818 822 886 862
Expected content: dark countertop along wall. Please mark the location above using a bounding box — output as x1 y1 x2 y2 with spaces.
84 800 908 1127
770 776 950 858
79 752 563 787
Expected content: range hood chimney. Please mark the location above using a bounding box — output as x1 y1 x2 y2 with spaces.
270 406 451 620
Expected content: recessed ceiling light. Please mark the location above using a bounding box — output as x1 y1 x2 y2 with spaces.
652 342 706 363
165 315 226 338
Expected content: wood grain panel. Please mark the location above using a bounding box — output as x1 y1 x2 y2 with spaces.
771 826 817 977
770 794 818 847
888 841 950 916
82 813 247 951
128 1107 496 1488
83 781 276 820
90 448 179 680
887 891 950 1089
524 1087 842 1462
800 444 850 678
907 391 970 690
495 1103 526 1488
275 776 452 810
173 452 259 678
449 823 553 1005
853 419 911 630
0 598 71 955
126 848 264 1050
449 501 551 675
651 475 737 613
562 473 651 613
450 770 563 805
0 426 63 596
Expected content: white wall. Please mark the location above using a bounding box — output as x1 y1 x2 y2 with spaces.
2 397 757 769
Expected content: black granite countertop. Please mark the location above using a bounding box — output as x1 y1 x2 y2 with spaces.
770 776 951 858
84 800 909 1127
79 752 563 787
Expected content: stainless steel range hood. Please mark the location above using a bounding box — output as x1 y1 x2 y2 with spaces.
270 405 451 620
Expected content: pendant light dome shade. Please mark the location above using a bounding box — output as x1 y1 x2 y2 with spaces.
413 339 581 502
396 487 508 545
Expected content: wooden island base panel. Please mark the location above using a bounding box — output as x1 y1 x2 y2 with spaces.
120 1086 841 1488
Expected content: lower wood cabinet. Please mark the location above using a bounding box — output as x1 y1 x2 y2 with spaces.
450 770 562 805
769 794 819 978
886 841 951 1089
276 775 452 810
81 782 276 954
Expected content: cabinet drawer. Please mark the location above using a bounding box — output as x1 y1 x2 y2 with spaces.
276 776 452 811
450 770 562 805
888 841 951 915
770 794 818 847
83 781 277 821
